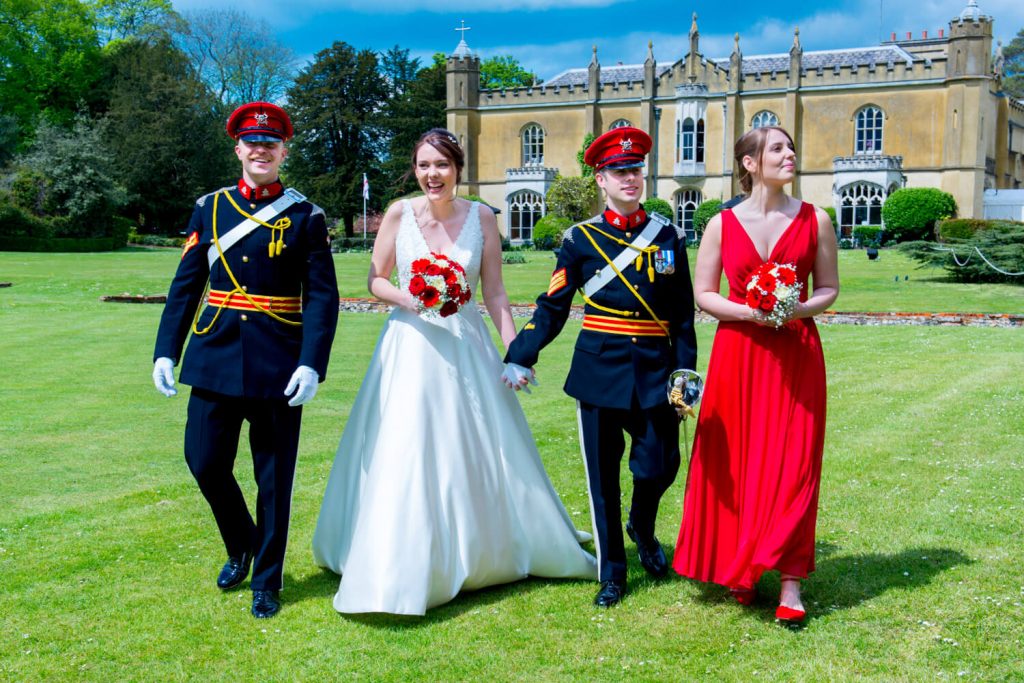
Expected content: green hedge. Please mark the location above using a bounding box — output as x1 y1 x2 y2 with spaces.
693 199 723 234
853 225 885 247
936 218 990 242
643 197 673 223
899 220 1024 283
532 214 573 250
881 188 957 242
1 236 126 252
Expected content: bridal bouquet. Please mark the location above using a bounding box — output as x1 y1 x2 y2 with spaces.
409 252 472 317
744 262 802 328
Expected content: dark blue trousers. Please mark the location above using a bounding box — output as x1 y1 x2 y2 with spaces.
576 398 680 582
185 387 301 591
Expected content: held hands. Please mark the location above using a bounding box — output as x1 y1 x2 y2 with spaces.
153 357 177 397
285 365 320 406
501 363 538 394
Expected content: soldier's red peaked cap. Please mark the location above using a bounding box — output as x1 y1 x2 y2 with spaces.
226 102 293 143
584 127 652 170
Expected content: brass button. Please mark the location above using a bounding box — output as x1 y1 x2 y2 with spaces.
631 337 638 343
242 255 249 263
242 285 248 292
626 232 633 238
240 314 248 322
634 311 641 317
249 203 257 209
594 269 601 274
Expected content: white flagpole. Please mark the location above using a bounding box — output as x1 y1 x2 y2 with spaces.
362 173 368 241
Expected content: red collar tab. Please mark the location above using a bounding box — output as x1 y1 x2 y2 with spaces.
603 207 647 230
238 179 284 201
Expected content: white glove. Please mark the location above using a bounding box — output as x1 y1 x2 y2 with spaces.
285 365 319 406
153 357 177 397
501 362 538 394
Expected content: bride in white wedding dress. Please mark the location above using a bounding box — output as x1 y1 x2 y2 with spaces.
312 129 597 615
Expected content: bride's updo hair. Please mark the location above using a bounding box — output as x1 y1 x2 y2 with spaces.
411 128 465 184
734 125 795 193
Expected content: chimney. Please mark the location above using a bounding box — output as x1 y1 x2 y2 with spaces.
923 30 928 39
906 32 912 40
939 28 944 38
891 31 896 41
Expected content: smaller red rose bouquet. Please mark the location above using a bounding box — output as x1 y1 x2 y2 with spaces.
408 252 472 317
744 261 802 328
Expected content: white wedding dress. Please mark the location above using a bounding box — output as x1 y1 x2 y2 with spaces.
312 200 597 615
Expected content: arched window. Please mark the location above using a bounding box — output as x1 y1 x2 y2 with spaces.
681 118 694 161
678 118 705 164
696 119 705 163
521 124 544 166
839 182 885 236
609 119 632 129
508 190 544 243
855 106 884 154
674 189 703 234
752 110 779 129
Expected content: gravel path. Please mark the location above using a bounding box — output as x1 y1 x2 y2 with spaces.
338 298 1024 328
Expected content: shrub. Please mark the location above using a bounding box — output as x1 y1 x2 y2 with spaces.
899 220 1024 283
936 218 990 242
693 199 723 234
881 188 957 243
0 200 51 238
852 225 885 248
502 252 527 264
643 197 673 223
545 175 598 222
532 214 572 250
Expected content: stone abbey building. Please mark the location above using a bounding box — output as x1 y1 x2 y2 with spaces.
445 1 1024 241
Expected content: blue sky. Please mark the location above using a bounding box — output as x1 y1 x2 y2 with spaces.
169 0 1023 80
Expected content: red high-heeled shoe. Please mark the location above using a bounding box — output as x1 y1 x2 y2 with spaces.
730 588 756 605
775 605 806 623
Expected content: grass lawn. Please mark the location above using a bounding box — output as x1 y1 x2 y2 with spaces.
0 251 1022 680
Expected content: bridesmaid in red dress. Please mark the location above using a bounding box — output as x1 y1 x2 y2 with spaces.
672 126 839 623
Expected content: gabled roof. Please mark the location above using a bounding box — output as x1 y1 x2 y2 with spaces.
544 64 672 87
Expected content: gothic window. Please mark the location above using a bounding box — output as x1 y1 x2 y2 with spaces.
508 190 544 243
696 119 705 163
681 118 694 161
839 182 885 236
752 110 779 129
609 119 632 129
674 189 703 233
855 106 884 154
521 124 544 166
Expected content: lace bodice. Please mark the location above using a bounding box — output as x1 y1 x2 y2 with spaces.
396 199 483 303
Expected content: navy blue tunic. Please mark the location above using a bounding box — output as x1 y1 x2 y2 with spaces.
154 185 339 398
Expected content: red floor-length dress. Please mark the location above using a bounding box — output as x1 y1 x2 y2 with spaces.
673 202 827 590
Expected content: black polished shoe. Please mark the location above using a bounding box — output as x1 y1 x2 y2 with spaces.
216 551 253 591
593 579 627 607
626 521 668 578
251 590 281 619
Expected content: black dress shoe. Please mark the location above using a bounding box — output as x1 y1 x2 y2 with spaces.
251 590 281 618
594 579 627 607
216 551 253 590
626 521 668 578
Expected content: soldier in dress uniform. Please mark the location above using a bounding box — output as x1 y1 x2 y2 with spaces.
502 127 698 607
151 102 339 618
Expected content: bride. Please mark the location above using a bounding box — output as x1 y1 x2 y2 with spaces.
312 129 597 615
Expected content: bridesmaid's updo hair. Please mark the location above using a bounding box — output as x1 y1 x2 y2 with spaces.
410 128 464 184
734 125 795 193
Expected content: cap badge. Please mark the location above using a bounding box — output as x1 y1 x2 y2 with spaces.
620 138 633 152
612 216 621 226
255 113 269 126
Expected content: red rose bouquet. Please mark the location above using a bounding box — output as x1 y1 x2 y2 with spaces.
744 261 802 328
408 252 472 317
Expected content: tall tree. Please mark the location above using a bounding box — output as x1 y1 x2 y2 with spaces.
379 45 420 99
89 0 176 44
376 52 447 203
286 41 386 235
176 8 295 105
480 55 539 89
101 37 235 232
0 0 104 146
1001 28 1024 99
